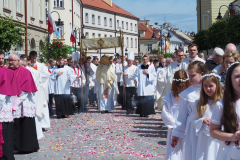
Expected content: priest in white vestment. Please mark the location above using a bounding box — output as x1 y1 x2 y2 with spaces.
30 51 50 130
134 54 156 117
115 51 127 108
179 44 205 73
50 56 74 118
48 59 56 116
120 52 137 114
95 55 119 113
70 52 86 114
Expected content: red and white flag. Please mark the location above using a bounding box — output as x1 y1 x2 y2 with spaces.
232 3 236 15
165 39 167 52
70 27 76 44
48 12 57 34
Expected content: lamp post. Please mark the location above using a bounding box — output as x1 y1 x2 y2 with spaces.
48 11 63 59
152 22 171 54
216 5 230 20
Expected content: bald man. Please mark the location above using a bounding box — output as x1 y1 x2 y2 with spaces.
225 43 237 52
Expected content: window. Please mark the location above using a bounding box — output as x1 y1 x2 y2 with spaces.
148 44 152 52
30 0 33 17
39 0 41 19
16 42 22 51
98 16 101 25
117 20 119 28
92 14 95 24
130 23 133 31
109 18 112 27
104 17 107 26
135 38 137 48
122 21 124 29
86 32 89 38
85 13 89 23
126 22 128 30
16 0 20 12
126 37 129 48
110 35 112 37
53 25 64 39
135 24 137 32
92 33 95 38
54 0 64 8
69 0 72 10
45 0 48 21
104 34 107 37
131 38 133 48
98 34 101 38
3 0 8 8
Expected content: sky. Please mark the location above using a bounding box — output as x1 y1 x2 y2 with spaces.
112 0 197 33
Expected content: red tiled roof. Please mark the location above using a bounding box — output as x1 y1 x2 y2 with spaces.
138 23 162 40
81 0 139 20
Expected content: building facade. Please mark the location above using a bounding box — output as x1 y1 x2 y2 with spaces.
139 20 190 56
46 0 81 51
1 0 47 56
80 0 139 58
196 0 233 31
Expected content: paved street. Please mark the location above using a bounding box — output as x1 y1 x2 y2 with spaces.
15 106 167 160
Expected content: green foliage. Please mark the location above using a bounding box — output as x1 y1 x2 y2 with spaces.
193 14 240 51
163 53 173 58
0 15 25 51
40 37 71 62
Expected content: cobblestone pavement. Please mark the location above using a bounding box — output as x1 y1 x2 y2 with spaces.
15 106 167 160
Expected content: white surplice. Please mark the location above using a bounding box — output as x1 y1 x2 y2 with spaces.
0 95 15 122
69 65 86 88
115 61 128 82
120 65 137 87
134 64 156 96
48 66 55 94
179 56 205 73
172 84 201 160
26 66 44 139
212 64 221 74
32 62 50 129
162 92 184 160
50 66 73 95
192 100 219 160
211 99 240 160
155 67 167 110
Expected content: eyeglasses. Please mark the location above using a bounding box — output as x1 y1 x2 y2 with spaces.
8 59 17 62
177 55 184 57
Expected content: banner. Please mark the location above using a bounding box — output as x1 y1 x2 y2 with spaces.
81 37 121 50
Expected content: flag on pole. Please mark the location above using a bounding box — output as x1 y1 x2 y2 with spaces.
164 39 167 52
48 12 58 35
70 27 76 44
232 3 236 15
146 49 148 55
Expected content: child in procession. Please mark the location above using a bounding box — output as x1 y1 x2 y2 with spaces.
192 72 223 160
161 69 190 160
171 61 209 160
210 62 240 160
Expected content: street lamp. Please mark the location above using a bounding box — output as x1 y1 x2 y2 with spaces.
48 11 63 59
216 5 230 20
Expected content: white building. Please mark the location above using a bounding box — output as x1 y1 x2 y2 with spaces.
80 0 139 58
1 0 47 56
46 0 81 50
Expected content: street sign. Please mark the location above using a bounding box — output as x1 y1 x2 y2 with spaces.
68 47 75 52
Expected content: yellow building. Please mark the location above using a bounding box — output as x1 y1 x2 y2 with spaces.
197 0 233 31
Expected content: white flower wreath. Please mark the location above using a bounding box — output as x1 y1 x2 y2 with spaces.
201 73 221 81
227 61 240 71
172 78 189 82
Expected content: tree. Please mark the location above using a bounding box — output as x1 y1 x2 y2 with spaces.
193 30 210 51
0 15 25 51
40 37 71 62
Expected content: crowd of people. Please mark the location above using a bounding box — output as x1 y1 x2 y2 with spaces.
0 42 240 160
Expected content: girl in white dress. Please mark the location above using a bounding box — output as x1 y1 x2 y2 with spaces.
210 62 240 160
192 73 223 160
171 61 209 160
162 70 190 160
